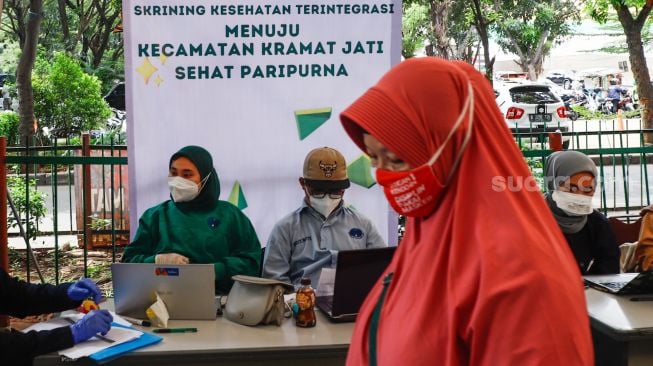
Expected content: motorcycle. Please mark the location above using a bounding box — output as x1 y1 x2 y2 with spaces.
618 90 635 111
559 91 587 121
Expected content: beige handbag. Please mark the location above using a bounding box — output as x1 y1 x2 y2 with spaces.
224 275 294 326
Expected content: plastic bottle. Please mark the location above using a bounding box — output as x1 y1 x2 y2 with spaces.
295 277 316 328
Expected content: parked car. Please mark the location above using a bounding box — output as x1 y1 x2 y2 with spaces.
104 82 125 111
495 83 570 149
545 71 574 90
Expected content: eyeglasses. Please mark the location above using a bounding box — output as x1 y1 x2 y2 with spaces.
309 189 344 199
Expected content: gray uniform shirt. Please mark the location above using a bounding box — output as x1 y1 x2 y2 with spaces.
262 200 386 287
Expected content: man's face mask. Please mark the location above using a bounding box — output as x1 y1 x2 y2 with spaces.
168 173 210 202
308 195 342 218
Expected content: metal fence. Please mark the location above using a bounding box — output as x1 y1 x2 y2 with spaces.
516 118 652 219
2 122 653 290
1 133 127 290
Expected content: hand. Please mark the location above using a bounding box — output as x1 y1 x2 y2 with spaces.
69 310 113 344
635 245 653 271
67 278 103 303
155 253 189 265
639 255 653 271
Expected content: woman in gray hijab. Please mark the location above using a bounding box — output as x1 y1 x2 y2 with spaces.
544 151 619 274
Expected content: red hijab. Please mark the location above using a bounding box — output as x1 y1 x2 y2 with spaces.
340 58 593 365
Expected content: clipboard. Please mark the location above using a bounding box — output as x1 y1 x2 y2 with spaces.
88 323 163 364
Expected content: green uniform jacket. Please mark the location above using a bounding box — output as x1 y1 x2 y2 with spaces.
122 200 261 293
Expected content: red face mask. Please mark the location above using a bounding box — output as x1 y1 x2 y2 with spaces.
375 82 475 217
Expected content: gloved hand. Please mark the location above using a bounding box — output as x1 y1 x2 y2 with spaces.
155 253 189 264
67 278 103 303
69 310 113 344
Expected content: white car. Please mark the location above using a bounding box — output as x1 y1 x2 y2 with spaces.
495 83 571 148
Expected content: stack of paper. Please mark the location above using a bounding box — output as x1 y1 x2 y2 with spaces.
22 312 162 362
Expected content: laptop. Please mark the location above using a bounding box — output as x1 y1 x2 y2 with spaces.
112 263 217 320
584 271 653 295
316 246 396 323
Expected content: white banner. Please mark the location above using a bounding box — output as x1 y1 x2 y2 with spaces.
124 0 401 245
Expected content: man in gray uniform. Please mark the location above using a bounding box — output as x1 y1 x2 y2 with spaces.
262 147 386 287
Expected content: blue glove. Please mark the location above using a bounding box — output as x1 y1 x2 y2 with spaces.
69 310 113 344
67 278 103 303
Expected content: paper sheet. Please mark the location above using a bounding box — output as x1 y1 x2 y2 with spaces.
22 315 143 360
146 292 169 327
317 268 336 297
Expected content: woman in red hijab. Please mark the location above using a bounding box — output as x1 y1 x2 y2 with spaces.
340 58 593 365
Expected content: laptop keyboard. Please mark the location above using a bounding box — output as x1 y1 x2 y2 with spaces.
601 282 627 291
316 296 333 314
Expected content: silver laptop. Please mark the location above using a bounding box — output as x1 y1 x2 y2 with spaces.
584 271 653 295
112 263 217 320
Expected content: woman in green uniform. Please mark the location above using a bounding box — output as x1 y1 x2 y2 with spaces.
122 145 261 293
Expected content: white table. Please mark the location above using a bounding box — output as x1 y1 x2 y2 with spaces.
586 288 653 366
34 299 355 366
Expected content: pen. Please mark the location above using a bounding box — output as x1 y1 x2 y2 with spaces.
630 297 653 302
585 259 595 273
153 327 198 333
121 316 151 327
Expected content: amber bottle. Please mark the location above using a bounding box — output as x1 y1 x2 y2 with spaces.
295 277 316 327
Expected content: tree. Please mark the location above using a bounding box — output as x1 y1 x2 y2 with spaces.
32 53 111 137
470 0 497 82
2 0 123 95
448 0 479 63
426 0 452 58
492 0 580 80
402 0 480 61
402 2 429 58
13 0 42 138
586 0 653 143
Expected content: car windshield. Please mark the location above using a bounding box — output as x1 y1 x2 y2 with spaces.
509 86 560 104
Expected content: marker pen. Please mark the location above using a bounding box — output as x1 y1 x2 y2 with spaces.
153 327 198 333
121 316 151 327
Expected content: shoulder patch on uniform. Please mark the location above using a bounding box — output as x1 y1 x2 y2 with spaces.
349 228 364 239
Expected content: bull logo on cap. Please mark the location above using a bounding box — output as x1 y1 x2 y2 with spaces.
319 161 338 178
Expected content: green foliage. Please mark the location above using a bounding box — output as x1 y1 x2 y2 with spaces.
33 53 112 137
0 111 20 145
86 262 110 278
572 105 606 120
0 41 22 76
7 176 47 241
572 105 642 120
88 215 112 231
519 143 545 191
88 59 125 95
492 0 580 76
402 2 429 58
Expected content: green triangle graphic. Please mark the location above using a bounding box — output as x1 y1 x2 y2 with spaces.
294 107 332 140
347 154 376 188
228 180 248 210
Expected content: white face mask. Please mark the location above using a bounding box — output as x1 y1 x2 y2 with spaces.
552 190 593 216
309 196 341 218
168 173 210 203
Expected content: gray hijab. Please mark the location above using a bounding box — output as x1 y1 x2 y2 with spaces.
544 151 598 234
